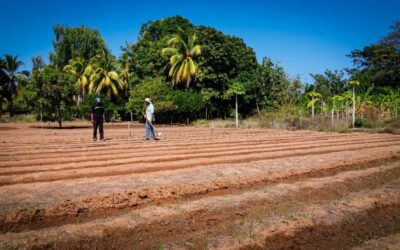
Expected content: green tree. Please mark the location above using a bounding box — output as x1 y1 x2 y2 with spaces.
50 25 109 70
0 57 8 116
0 55 29 116
330 95 344 122
224 81 245 127
126 77 174 122
121 16 194 79
306 91 322 118
173 90 203 124
121 16 258 119
161 33 201 87
31 65 76 127
348 21 400 88
201 88 219 119
348 80 360 128
89 50 126 98
63 57 92 103
310 70 347 103
119 58 131 97
31 55 45 73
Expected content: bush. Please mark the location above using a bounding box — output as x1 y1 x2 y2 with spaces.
382 118 400 134
191 119 209 126
354 117 366 128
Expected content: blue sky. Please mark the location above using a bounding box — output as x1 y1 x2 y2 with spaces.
1 0 399 82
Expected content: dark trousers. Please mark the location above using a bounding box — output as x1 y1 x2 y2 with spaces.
93 118 104 139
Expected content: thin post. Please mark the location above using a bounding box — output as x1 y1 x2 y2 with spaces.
235 93 239 128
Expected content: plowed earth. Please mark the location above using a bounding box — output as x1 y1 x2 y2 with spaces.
0 123 400 249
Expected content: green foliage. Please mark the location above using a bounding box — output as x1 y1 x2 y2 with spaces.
162 33 201 87
172 89 204 121
121 16 258 119
50 25 109 70
0 55 30 116
255 57 301 110
348 21 400 88
63 57 92 101
354 117 369 128
127 77 174 121
31 65 76 127
224 81 245 99
310 70 347 101
89 50 125 98
2 16 400 129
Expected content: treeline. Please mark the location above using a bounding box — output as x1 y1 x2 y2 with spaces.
0 16 399 128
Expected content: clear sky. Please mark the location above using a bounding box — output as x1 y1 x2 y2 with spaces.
1 0 399 82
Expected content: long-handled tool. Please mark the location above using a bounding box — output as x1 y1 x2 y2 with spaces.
143 112 161 140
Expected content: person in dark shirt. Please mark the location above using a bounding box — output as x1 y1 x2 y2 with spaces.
91 97 105 141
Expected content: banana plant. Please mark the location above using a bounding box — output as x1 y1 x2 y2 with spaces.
348 80 360 128
341 91 353 122
330 95 343 123
306 91 322 118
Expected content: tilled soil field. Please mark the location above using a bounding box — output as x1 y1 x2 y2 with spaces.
0 123 400 249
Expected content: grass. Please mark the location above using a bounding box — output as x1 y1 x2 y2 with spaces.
0 114 37 123
192 112 400 134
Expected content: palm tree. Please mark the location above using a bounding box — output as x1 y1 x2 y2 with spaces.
348 80 360 128
307 91 322 118
119 59 131 97
63 57 92 103
31 55 45 73
89 51 125 98
0 55 29 117
161 33 201 87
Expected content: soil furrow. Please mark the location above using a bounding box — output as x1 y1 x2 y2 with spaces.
1 155 399 233
1 137 397 175
1 135 391 167
1 140 399 186
0 168 399 249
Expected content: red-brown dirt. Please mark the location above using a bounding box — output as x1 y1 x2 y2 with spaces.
0 123 399 249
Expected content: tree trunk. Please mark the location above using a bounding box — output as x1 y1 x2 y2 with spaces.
9 97 13 117
205 107 208 120
331 101 335 125
352 86 356 128
254 93 260 118
311 104 315 118
55 107 62 128
235 93 239 128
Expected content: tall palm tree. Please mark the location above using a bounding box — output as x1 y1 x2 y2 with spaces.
119 59 131 97
31 55 45 73
89 50 125 98
0 55 29 117
63 57 92 103
162 33 201 87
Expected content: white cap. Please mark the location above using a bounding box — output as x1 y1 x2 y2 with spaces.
144 98 151 103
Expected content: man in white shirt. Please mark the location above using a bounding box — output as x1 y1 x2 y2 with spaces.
144 98 156 140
